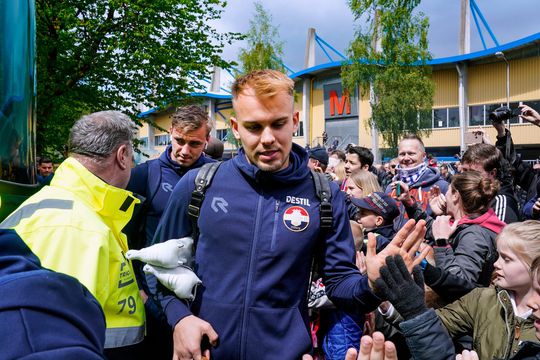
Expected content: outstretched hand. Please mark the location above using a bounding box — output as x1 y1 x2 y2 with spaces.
365 219 429 289
519 104 540 127
375 255 427 320
345 332 397 360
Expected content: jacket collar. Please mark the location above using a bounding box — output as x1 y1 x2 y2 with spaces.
50 158 139 237
162 145 211 174
233 143 310 185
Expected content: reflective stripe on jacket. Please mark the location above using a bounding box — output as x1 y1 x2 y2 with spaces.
1 157 145 348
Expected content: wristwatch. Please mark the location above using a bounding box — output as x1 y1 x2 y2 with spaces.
435 238 448 247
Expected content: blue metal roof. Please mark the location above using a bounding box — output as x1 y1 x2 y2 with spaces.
290 31 540 79
138 32 540 118
137 92 232 118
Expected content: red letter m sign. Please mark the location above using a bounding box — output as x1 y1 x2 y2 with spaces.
329 90 351 116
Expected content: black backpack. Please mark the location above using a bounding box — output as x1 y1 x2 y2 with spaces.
186 162 334 299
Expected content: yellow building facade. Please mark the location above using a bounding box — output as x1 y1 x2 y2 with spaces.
137 33 540 162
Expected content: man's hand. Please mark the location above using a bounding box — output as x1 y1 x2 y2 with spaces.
366 219 428 289
173 315 219 360
519 104 540 127
390 181 414 206
345 332 397 360
432 215 458 240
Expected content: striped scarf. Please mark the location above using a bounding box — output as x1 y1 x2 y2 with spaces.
397 162 428 186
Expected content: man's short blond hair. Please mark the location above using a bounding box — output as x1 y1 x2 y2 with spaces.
232 69 294 100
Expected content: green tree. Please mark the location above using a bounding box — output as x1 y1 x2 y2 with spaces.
238 1 284 73
36 0 242 159
342 0 434 153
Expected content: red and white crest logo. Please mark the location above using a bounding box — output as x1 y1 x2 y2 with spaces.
283 206 310 232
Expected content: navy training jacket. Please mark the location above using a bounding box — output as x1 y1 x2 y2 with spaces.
149 144 380 360
0 229 105 359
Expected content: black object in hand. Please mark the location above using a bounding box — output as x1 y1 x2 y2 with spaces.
375 255 427 320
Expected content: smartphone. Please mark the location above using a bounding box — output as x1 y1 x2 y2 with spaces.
464 131 482 144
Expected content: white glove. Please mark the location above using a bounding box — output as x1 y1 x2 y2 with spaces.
143 264 202 301
126 237 194 268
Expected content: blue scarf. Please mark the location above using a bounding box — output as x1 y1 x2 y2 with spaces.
397 162 428 186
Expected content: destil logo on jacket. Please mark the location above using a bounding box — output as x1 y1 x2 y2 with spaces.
283 196 311 232
283 206 310 232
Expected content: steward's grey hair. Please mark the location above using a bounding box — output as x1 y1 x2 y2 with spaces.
69 111 136 160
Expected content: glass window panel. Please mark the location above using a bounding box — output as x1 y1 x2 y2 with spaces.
469 105 484 126
433 109 447 128
509 102 521 124
448 107 460 127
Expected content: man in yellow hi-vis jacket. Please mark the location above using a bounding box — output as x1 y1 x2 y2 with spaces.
1 111 145 359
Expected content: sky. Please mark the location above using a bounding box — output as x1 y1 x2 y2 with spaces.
212 0 540 79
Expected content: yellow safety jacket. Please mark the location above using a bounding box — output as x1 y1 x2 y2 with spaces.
1 158 145 348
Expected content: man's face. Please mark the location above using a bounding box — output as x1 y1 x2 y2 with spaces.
38 162 53 177
526 272 540 340
231 88 299 172
169 126 208 168
345 153 363 177
398 139 425 169
461 161 495 180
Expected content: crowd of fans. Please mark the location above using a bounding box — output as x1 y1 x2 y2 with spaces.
3 69 540 360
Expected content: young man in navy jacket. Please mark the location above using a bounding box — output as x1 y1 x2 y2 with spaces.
127 105 215 359
149 70 424 360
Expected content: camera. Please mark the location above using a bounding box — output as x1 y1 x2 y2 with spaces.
489 106 521 124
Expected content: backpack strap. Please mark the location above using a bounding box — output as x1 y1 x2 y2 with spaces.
310 169 333 229
188 162 222 255
308 170 334 306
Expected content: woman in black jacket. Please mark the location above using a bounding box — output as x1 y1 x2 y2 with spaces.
393 170 505 302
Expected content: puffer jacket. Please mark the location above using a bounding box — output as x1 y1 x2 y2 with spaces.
437 287 536 360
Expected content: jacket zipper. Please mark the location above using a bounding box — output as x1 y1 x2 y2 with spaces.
270 200 280 251
239 193 264 359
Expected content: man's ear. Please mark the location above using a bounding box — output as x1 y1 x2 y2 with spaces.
116 144 129 170
292 111 300 134
375 215 384 227
230 117 241 140
362 164 370 171
490 168 497 179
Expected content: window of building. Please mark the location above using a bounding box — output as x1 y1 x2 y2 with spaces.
469 105 484 126
294 121 304 137
154 134 170 146
448 107 459 127
433 109 447 128
216 129 228 141
139 137 148 148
